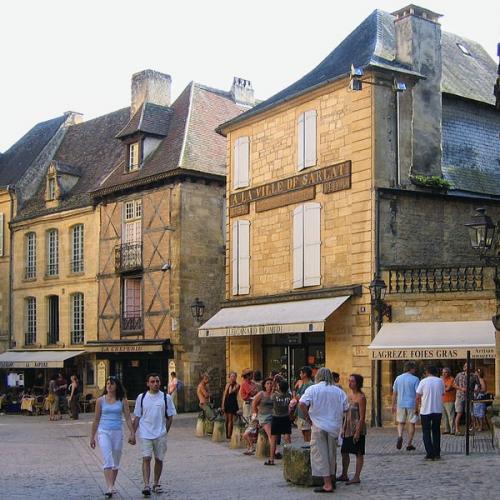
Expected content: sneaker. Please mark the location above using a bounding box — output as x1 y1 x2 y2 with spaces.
406 445 416 451
396 437 403 450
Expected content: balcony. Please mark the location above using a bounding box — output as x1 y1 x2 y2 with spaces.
115 243 142 273
388 266 484 294
121 315 143 334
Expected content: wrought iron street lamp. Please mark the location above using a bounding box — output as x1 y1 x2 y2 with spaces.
465 208 498 261
369 273 392 328
190 298 205 323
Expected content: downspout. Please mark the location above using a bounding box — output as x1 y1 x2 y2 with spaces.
7 186 15 350
375 187 382 427
396 92 401 186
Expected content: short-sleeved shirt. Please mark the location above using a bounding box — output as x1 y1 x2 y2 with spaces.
442 376 456 403
133 391 177 440
296 381 314 419
393 372 420 409
454 372 479 401
299 382 348 435
240 379 256 402
416 376 445 415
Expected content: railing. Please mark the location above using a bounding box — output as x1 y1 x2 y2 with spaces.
115 243 142 272
71 330 84 344
388 266 484 294
46 263 59 277
121 316 143 332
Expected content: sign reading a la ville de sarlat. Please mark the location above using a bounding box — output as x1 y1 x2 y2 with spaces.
229 161 351 216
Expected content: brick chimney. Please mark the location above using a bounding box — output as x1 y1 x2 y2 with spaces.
231 77 255 107
392 5 443 177
131 69 171 117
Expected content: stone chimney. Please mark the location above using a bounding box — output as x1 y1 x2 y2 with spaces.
392 5 443 177
63 111 84 125
231 77 255 107
131 69 171 117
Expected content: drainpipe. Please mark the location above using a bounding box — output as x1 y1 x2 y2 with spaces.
7 186 15 350
374 188 382 427
395 92 401 186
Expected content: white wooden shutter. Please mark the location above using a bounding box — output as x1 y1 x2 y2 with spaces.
238 220 250 294
232 222 239 295
0 213 4 257
305 110 317 168
292 205 304 288
234 137 249 189
297 113 305 170
232 220 250 295
303 202 321 286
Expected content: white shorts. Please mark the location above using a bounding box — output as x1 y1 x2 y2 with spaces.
140 436 167 460
397 407 418 424
98 429 123 470
296 417 311 432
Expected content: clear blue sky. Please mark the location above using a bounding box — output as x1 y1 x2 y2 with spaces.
1 0 499 152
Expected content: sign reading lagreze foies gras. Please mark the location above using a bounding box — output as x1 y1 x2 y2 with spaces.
370 347 495 360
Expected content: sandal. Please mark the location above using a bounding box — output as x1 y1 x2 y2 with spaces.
152 484 163 493
104 493 113 499
264 460 275 465
336 475 349 482
142 486 151 497
243 449 255 455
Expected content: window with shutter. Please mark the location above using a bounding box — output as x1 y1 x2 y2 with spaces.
293 202 321 288
297 110 317 170
233 136 250 189
232 220 250 295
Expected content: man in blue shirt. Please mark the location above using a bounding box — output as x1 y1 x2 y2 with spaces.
392 361 419 451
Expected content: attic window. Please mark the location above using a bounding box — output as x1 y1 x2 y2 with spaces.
457 43 471 56
128 142 141 171
48 178 56 200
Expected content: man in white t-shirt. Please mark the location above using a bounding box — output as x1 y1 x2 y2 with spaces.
299 367 348 493
133 373 176 497
416 365 445 461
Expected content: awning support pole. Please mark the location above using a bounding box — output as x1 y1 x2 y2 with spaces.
466 350 471 456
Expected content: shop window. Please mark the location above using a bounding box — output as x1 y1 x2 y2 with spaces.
297 110 317 170
232 220 250 295
233 136 250 189
293 202 321 288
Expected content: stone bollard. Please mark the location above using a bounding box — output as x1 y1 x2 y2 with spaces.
230 417 247 449
283 443 323 487
204 417 214 436
255 428 270 458
195 413 205 437
212 414 226 442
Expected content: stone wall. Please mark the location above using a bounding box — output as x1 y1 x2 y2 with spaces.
178 180 226 410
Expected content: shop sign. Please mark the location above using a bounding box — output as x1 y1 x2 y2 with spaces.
229 161 351 208
101 346 145 353
200 322 324 338
0 361 52 368
370 347 495 360
97 361 107 389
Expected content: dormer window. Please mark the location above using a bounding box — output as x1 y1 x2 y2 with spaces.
128 142 141 171
48 178 56 200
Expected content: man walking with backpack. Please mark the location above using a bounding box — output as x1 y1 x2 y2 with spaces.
133 373 176 497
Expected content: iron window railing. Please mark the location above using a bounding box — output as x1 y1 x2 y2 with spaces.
121 315 143 332
115 243 142 272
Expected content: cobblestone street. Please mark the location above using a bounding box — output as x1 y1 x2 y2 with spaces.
0 412 498 499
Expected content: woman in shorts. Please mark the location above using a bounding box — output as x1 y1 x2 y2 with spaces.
90 376 135 498
270 380 292 464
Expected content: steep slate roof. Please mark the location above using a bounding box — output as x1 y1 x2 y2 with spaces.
220 9 497 131
94 82 246 195
0 115 66 186
115 102 172 138
15 108 129 221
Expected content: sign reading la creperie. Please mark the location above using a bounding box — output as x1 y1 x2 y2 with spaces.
229 161 351 211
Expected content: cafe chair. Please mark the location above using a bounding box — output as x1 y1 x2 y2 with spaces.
80 394 95 413
34 395 45 416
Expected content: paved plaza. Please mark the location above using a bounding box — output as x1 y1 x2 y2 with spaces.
0 412 498 499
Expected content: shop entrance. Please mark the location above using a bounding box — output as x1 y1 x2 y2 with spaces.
263 332 325 388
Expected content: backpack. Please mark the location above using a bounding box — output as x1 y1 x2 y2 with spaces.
139 391 173 418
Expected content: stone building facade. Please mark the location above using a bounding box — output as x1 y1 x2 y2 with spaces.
202 5 500 423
